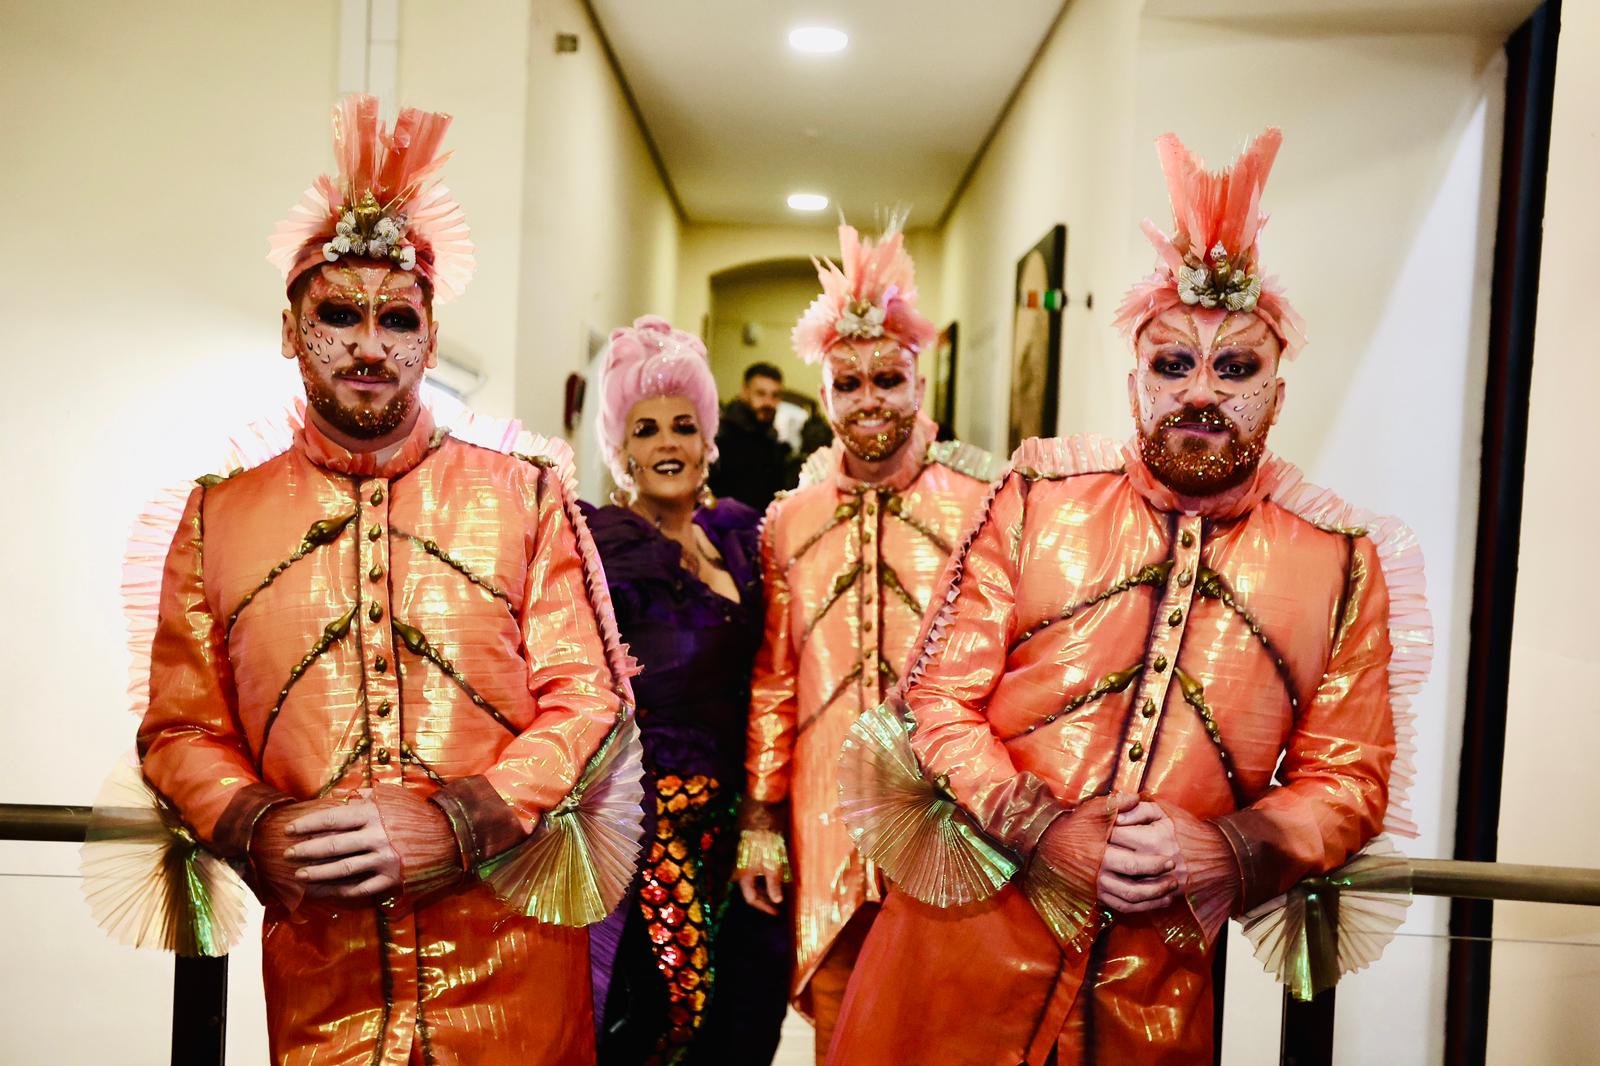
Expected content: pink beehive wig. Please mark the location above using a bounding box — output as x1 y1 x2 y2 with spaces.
792 216 937 365
596 316 720 491
268 94 475 302
1115 128 1307 358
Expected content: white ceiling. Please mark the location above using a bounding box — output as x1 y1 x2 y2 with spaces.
1144 0 1542 34
589 0 1545 228
588 0 1065 226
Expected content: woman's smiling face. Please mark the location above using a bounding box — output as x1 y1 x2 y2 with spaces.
623 394 707 505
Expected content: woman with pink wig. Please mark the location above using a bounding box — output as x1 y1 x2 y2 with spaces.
584 316 790 1065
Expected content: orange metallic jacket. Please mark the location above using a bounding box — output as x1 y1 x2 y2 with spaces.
137 409 634 1065
830 435 1429 1065
744 426 1000 1008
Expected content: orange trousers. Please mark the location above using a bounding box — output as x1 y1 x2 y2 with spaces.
828 888 1216 1065
807 904 879 1064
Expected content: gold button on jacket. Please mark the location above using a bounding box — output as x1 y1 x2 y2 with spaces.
831 434 1430 1066
745 426 1000 1008
138 409 633 1065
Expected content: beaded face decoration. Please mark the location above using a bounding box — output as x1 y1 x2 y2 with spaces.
822 342 921 463
285 263 435 440
1132 306 1282 496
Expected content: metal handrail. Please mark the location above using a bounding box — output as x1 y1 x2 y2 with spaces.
8 802 1600 1066
0 802 92 841
1280 855 1600 1066
2 801 228 1066
1407 858 1600 905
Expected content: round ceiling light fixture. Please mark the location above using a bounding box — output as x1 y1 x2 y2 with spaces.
787 192 830 212
788 26 848 54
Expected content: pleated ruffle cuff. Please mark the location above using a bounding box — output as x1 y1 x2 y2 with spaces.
1153 801 1242 953
80 755 248 957
837 700 1017 907
1023 796 1117 954
1240 836 1412 1001
477 719 646 926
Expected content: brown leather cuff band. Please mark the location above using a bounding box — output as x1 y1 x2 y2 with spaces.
429 794 478 873
738 796 786 835
1213 808 1285 911
213 783 294 861
984 770 1065 855
429 776 527 866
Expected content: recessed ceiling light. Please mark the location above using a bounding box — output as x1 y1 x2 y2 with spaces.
787 193 830 212
788 26 848 54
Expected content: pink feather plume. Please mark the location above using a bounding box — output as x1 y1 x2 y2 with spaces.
792 221 936 364
267 94 476 303
1117 128 1305 359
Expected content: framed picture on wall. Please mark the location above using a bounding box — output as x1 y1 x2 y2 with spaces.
930 321 958 440
1008 224 1066 453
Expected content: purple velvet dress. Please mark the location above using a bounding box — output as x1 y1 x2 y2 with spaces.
584 500 790 1066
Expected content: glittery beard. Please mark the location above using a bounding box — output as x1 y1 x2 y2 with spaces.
298 354 419 440
1138 404 1266 496
835 407 918 462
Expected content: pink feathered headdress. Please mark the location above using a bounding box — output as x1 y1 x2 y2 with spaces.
1114 128 1306 358
268 94 476 303
792 219 937 365
596 316 720 491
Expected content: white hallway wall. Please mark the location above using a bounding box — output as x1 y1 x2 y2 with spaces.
934 2 1507 1062
1488 2 1600 1061
0 1 678 1060
0 5 341 1061
0 1 1555 1062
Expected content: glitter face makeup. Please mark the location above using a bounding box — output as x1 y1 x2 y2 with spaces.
282 262 436 443
1130 307 1282 496
821 341 921 462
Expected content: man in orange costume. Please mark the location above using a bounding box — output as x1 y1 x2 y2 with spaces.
733 220 1000 1058
136 96 637 1064
828 130 1431 1064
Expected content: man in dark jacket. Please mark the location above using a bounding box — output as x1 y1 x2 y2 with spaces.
710 361 792 511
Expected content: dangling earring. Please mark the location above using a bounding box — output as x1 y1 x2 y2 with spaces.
612 454 639 507
696 459 714 509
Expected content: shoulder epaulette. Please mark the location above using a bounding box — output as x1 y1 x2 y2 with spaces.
1009 434 1125 481
1310 518 1369 538
505 434 579 496
189 408 300 488
796 443 841 490
924 439 1003 483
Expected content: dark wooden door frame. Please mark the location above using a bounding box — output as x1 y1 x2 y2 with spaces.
1445 4 1561 1065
